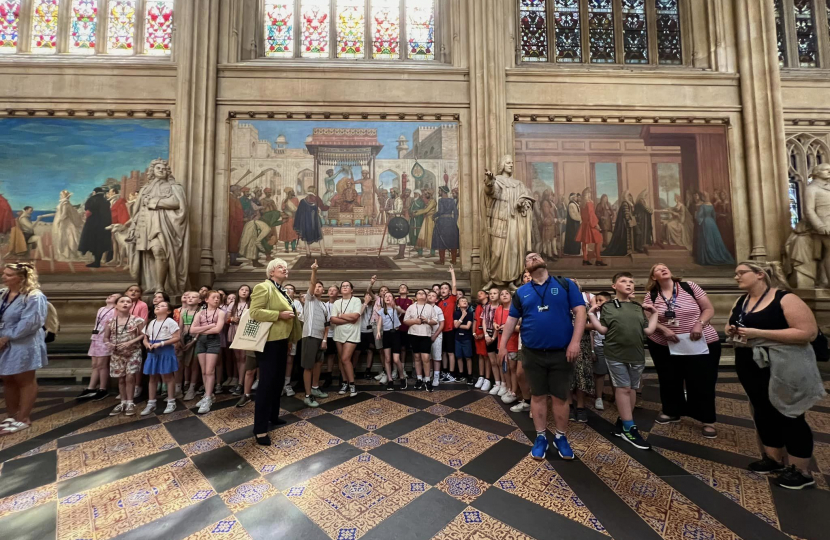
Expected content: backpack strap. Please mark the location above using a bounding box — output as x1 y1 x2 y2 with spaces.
679 281 695 298
552 276 570 295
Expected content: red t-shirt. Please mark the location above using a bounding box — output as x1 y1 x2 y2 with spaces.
495 306 519 352
438 295 457 332
395 297 413 331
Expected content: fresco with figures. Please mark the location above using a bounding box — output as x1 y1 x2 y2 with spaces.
227 120 460 271
0 118 171 275
514 123 736 272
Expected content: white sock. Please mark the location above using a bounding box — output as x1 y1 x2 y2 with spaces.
147 399 156 405
126 400 134 405
166 398 175 403
120 400 127 406
417 375 423 381
284 377 290 386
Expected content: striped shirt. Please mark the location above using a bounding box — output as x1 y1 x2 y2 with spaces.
642 281 718 346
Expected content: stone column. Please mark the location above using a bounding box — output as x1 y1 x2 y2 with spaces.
733 0 789 261
466 0 511 289
172 0 221 287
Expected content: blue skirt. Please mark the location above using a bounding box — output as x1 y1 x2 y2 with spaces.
143 342 178 375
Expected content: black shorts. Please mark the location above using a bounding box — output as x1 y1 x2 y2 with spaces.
486 336 498 353
410 335 432 355
357 332 375 351
399 331 410 350
382 330 401 354
441 331 456 353
326 337 337 355
521 347 573 401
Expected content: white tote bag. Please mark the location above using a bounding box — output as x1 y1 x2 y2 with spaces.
230 311 272 352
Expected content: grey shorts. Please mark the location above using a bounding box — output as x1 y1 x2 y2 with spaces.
301 336 324 370
593 346 608 376
195 334 221 355
605 357 645 389
520 348 573 401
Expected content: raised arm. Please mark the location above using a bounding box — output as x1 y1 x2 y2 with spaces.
309 259 319 295
643 306 660 336
449 265 457 295
587 305 608 335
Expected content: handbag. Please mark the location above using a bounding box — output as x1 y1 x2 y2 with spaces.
230 310 272 352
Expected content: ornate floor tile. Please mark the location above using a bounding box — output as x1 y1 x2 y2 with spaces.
0 399 115 451
459 396 517 427
431 507 535 540
295 407 327 419
199 406 256 435
183 516 253 540
284 453 428 540
806 410 830 434
435 471 490 504
496 456 607 535
566 423 739 540
220 477 278 513
348 433 389 451
813 441 830 476
56 424 178 480
232 420 342 474
425 403 455 416
66 411 147 437
656 448 781 529
714 397 753 420
57 459 215 540
506 430 532 446
293 392 350 406
396 418 500 469
0 484 57 519
160 409 196 423
419 390 468 404
332 397 416 431
10 439 58 460
648 418 759 457
715 383 747 395
182 436 225 456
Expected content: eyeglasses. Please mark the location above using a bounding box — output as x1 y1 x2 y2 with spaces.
734 269 753 278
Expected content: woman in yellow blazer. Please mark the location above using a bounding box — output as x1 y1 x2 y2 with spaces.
249 257 301 445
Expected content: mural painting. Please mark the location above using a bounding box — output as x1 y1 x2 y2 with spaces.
514 123 736 271
227 120 460 271
0 118 171 275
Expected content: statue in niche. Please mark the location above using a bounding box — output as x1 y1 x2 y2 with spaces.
482 155 535 288
127 159 190 295
794 163 830 288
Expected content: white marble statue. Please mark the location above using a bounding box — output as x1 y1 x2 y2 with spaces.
482 155 535 288
127 159 190 295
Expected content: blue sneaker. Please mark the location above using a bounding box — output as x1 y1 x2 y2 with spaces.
531 435 549 461
554 434 574 460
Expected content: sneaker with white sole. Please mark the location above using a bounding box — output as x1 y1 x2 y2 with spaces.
338 383 349 395
445 374 456 383
488 383 501 395
163 400 177 414
140 402 157 416
311 387 329 399
304 396 320 408
109 403 125 416
497 385 508 397
378 373 388 384
184 387 196 401
481 379 492 392
349 384 357 397
474 377 484 389
594 398 604 411
252 379 259 390
510 400 530 413
501 391 517 404
198 396 214 414
125 403 136 416
374 372 384 381
391 369 398 380
432 376 440 387
284 385 295 397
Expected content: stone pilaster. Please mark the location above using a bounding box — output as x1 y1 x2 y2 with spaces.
172 0 221 287
734 0 790 261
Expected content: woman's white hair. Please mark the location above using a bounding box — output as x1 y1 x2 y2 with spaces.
265 258 288 279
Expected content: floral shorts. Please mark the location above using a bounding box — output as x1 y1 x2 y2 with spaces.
110 348 142 377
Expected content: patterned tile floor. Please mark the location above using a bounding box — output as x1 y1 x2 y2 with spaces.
0 372 829 540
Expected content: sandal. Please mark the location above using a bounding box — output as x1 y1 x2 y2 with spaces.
701 426 718 439
0 421 30 435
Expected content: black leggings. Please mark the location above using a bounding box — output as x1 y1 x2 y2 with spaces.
649 340 721 424
736 355 814 459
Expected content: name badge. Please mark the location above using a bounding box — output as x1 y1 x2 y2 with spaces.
537 305 549 313
91 330 99 335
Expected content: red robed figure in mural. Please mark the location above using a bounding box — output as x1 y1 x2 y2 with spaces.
0 194 15 234
575 188 606 266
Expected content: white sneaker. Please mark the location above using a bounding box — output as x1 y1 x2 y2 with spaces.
349 384 357 397
501 391 517 404
510 400 530 413
481 379 492 392
140 403 156 416
489 382 501 395
109 403 125 416
391 369 398 380
445 374 456 383
595 398 605 411
133 387 143 400
432 376 440 387
474 377 484 389
184 386 196 401
497 384 508 397
338 383 349 395
284 385 295 397
378 373 388 384
252 379 259 390
198 396 213 414
163 400 177 414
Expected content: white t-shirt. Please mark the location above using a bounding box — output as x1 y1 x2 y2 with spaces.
143 318 179 342
376 306 401 332
593 312 606 348
325 302 335 338
303 293 328 340
332 296 362 343
404 303 440 337
293 299 304 323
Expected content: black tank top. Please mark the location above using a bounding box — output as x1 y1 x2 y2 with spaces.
729 289 790 362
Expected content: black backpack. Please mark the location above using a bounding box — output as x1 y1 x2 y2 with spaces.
813 330 829 362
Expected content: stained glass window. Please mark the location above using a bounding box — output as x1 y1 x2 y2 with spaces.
107 0 136 54
794 0 818 67
553 0 581 62
301 0 329 58
774 0 787 66
264 2 293 58
372 0 399 59
520 0 548 62
622 0 647 64
69 0 97 54
587 0 614 63
336 0 365 58
0 0 21 54
406 0 434 60
31 0 60 54
144 0 173 55
655 0 682 64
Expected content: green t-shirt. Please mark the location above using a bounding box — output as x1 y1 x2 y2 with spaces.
600 300 648 365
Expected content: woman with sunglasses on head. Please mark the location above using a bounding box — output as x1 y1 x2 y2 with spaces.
727 262 824 490
0 263 49 435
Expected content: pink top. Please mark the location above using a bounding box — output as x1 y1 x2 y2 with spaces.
130 300 149 321
642 281 718 346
